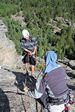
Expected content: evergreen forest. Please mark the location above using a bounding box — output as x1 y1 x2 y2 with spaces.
0 0 75 59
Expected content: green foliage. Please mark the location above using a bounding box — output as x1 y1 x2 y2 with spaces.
0 0 75 59
36 63 44 71
0 3 19 17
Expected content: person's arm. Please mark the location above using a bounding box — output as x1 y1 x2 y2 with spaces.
23 48 32 55
31 46 37 55
27 73 46 99
32 73 46 99
21 38 32 55
31 37 37 55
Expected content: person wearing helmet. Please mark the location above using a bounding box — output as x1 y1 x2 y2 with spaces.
21 29 37 76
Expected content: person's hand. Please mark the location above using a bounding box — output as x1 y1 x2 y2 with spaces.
29 51 32 55
24 86 29 94
30 51 35 55
28 51 34 56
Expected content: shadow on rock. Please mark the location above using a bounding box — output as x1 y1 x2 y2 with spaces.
67 84 75 91
3 68 36 92
12 71 36 92
67 72 75 78
0 88 10 112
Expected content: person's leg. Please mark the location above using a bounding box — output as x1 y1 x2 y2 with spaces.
31 65 35 75
39 92 65 112
49 104 64 112
22 55 30 73
30 56 36 76
24 63 30 73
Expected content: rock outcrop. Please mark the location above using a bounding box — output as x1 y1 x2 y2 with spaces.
0 68 42 112
0 20 18 68
48 17 75 35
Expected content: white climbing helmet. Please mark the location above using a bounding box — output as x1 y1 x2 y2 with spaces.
22 29 30 39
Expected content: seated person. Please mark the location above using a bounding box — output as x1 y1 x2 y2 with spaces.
26 50 71 112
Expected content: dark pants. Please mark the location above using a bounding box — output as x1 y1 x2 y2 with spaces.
22 54 36 66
